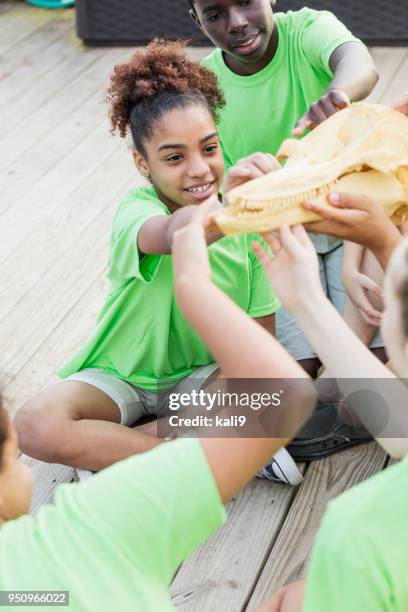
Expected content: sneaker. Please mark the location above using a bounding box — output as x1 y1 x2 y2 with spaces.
257 448 303 485
74 468 94 482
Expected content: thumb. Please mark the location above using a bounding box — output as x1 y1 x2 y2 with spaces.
330 89 350 109
328 192 373 211
357 273 383 298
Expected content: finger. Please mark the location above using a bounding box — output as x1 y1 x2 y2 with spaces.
228 166 252 179
302 200 340 220
361 310 382 327
193 195 221 224
252 240 275 268
355 293 383 324
318 96 338 119
307 101 328 126
292 114 313 136
279 224 305 257
329 89 350 110
259 231 282 255
248 152 281 174
357 273 384 298
328 192 374 211
291 224 313 248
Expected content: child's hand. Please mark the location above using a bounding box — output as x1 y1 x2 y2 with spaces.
254 579 306 612
223 152 280 193
302 193 402 269
252 225 323 314
172 196 221 283
292 89 350 136
343 270 383 327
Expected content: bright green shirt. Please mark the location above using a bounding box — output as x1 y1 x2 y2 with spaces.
0 439 226 612
203 8 362 253
59 186 280 390
304 455 408 612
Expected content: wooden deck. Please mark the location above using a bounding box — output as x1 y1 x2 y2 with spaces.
1 2 407 609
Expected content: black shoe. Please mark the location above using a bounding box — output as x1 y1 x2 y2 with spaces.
287 401 373 461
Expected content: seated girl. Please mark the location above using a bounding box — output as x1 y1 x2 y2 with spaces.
14 39 302 483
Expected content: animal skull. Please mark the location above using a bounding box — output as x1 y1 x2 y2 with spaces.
216 104 408 235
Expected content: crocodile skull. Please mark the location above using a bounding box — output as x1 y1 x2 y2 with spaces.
216 104 408 235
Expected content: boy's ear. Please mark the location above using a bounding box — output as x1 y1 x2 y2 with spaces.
133 150 150 179
189 8 204 32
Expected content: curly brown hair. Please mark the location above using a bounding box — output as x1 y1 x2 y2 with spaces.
106 39 225 155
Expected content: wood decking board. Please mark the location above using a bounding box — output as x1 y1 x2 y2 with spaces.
0 159 138 392
171 469 306 611
247 442 387 609
367 47 408 103
0 4 60 55
0 11 74 103
0 48 128 173
1 5 405 610
20 454 75 515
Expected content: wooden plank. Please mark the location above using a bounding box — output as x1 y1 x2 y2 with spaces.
0 167 139 385
0 5 60 55
171 471 305 612
0 141 131 315
20 454 74 515
0 59 126 210
0 46 107 140
380 51 408 105
367 47 408 103
5 272 107 416
247 442 387 609
0 11 75 101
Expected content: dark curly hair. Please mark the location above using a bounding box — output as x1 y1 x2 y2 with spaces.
107 39 225 156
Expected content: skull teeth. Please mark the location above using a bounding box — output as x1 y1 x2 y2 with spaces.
237 182 334 215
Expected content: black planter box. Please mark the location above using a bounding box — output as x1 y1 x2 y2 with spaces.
76 0 408 46
76 0 208 46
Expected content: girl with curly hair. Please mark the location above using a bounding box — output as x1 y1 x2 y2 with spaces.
14 40 299 482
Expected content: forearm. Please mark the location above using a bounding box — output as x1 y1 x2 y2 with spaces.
176 277 316 503
371 234 402 270
293 294 408 456
329 43 378 101
295 294 389 379
342 241 363 276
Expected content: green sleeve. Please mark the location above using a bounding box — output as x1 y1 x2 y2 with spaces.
301 10 364 76
56 439 225 586
303 506 393 612
108 192 169 290
247 235 281 318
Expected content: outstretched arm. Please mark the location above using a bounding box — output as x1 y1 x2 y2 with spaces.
253 225 408 458
171 200 316 502
293 42 378 136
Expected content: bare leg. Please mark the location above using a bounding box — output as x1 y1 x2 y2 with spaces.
14 382 162 471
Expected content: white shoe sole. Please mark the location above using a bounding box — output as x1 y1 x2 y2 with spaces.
258 447 303 485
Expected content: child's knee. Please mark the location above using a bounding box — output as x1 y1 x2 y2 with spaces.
14 396 73 459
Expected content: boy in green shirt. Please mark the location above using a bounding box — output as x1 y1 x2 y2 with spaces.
188 0 382 378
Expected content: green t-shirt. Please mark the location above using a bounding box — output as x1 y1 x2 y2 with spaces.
0 439 225 612
59 186 280 390
304 455 408 612
203 8 362 254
